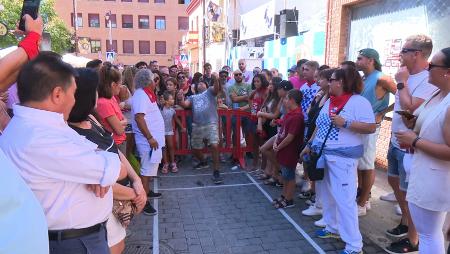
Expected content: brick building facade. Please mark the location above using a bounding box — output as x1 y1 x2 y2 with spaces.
55 0 189 66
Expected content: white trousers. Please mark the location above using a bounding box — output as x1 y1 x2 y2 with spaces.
315 180 323 209
322 154 362 252
409 202 447 254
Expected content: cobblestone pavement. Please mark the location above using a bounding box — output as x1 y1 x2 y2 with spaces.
125 157 388 254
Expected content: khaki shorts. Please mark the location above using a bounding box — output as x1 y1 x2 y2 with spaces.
191 123 219 149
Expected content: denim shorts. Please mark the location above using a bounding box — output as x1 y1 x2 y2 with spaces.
387 143 408 191
281 165 296 181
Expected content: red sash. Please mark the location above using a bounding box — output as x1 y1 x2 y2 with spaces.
143 87 157 103
329 93 352 115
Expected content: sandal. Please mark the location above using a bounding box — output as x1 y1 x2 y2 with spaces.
264 178 277 186
171 163 178 173
274 198 295 209
161 164 169 174
257 174 271 180
272 195 285 205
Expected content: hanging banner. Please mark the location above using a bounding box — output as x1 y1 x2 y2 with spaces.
240 1 274 41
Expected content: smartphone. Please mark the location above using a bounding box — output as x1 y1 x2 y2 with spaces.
395 110 416 120
19 0 41 31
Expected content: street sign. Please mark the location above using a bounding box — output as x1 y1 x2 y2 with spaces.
106 51 115 62
0 22 8 37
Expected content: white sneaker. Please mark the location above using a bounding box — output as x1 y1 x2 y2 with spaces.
365 201 371 210
358 205 367 217
302 204 323 216
314 217 326 228
301 180 311 193
380 192 397 202
395 204 402 215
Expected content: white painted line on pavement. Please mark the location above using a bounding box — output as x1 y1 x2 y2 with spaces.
245 173 326 254
152 178 159 254
159 182 255 191
159 171 245 178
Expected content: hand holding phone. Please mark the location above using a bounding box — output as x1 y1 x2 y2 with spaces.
395 110 416 120
19 0 41 32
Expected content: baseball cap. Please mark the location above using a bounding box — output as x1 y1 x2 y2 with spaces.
358 48 381 66
288 65 297 72
276 80 293 91
219 70 228 75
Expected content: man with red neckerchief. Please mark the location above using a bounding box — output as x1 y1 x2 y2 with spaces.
272 89 305 209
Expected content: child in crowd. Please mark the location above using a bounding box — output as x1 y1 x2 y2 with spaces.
161 91 184 173
272 89 305 208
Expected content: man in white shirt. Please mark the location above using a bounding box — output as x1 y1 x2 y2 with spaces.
0 54 122 254
385 34 437 254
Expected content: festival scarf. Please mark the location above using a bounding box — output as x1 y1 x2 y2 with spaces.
329 92 352 115
143 86 157 103
305 79 315 87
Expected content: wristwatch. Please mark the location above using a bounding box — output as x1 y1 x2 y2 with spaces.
397 82 405 90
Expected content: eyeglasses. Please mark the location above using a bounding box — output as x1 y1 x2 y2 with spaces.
234 73 242 76
428 62 449 71
177 76 186 80
328 78 338 82
400 48 422 54
220 75 228 78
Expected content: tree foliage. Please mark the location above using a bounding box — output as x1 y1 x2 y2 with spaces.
0 0 71 53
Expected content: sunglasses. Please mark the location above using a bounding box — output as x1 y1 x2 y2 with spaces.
400 48 422 54
234 73 242 76
428 62 449 71
177 76 186 79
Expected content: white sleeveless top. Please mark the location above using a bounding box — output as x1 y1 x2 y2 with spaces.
406 92 450 211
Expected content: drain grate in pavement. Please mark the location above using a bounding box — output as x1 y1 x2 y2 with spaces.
124 241 175 254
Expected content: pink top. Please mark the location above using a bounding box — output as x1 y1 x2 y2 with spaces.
289 76 307 90
96 96 126 145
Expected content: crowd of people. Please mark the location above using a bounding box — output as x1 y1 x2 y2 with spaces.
0 15 449 254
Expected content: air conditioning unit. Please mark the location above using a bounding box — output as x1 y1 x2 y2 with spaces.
232 29 240 47
279 9 298 39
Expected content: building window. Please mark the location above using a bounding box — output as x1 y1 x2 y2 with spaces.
138 0 149 2
138 15 149 29
122 15 133 28
104 0 115 1
123 40 134 54
106 40 118 52
155 16 166 30
155 41 166 54
154 0 165 3
105 14 117 28
90 40 101 53
178 16 188 31
88 14 100 28
139 41 150 54
71 13 83 27
122 0 132 2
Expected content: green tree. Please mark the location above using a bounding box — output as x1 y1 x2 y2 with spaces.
0 0 71 53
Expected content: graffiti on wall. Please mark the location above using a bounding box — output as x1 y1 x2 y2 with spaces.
383 39 403 77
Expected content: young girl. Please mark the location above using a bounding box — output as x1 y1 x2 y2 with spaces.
248 74 269 171
161 91 184 173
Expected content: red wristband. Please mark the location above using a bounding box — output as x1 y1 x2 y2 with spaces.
18 31 41 60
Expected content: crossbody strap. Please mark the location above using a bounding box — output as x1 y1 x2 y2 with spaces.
316 106 345 157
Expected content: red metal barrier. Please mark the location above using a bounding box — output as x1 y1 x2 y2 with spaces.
173 109 254 169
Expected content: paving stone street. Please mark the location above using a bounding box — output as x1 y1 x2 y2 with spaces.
124 157 394 254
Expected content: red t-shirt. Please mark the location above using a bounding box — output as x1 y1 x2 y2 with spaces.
96 97 126 145
276 107 305 168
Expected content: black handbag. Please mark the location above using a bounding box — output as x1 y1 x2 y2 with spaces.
304 123 334 181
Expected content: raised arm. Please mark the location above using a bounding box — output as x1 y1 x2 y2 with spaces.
0 15 43 91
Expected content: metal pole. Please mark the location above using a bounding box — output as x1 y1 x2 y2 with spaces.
72 0 78 56
202 0 206 68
